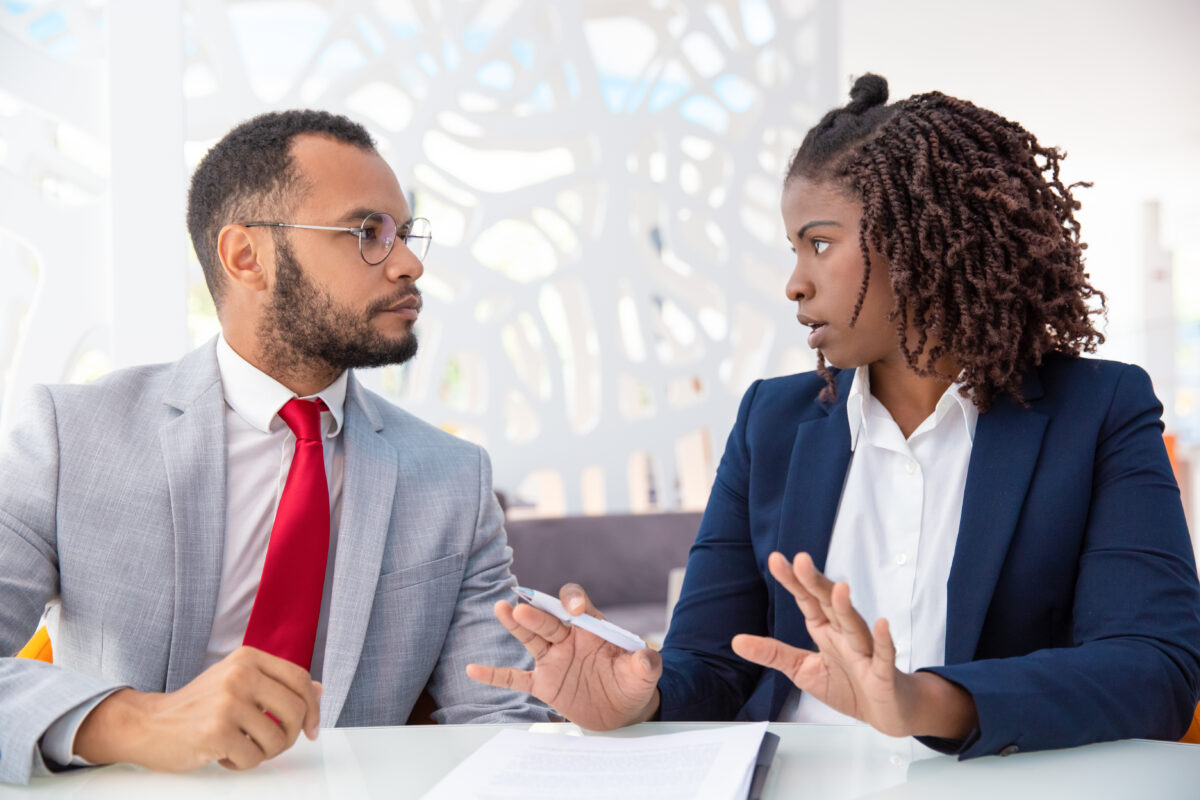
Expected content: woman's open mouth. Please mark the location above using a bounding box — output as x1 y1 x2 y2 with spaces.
799 317 827 349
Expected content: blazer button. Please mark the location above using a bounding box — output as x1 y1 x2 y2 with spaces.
998 744 1020 757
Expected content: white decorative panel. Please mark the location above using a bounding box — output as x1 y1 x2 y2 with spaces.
0 2 112 423
1 0 189 432
2 0 840 515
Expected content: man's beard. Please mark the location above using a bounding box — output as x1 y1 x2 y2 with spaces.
258 238 420 374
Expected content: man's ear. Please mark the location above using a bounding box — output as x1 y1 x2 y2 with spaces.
217 224 270 293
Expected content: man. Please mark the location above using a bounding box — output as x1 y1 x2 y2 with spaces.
0 110 549 785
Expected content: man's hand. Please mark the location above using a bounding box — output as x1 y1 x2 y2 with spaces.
731 552 977 739
466 584 661 731
74 646 322 772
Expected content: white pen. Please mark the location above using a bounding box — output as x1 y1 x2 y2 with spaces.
514 586 648 653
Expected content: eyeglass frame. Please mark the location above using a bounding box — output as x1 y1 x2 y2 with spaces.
241 212 432 265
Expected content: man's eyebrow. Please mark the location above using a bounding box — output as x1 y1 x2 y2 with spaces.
337 207 376 224
337 208 413 226
796 220 841 239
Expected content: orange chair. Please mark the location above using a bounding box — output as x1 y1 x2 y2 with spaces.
1183 703 1200 744
17 625 53 663
1162 433 1200 744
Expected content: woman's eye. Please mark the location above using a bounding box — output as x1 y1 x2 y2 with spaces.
813 240 829 255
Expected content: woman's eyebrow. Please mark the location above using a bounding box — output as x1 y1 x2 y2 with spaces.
797 220 841 239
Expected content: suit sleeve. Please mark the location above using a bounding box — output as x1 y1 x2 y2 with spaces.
0 386 128 784
425 445 555 723
657 380 771 720
924 364 1200 758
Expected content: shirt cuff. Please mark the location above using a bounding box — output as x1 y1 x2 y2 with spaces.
40 689 122 769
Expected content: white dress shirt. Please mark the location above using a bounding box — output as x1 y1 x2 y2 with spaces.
782 365 978 726
206 334 348 680
44 335 348 765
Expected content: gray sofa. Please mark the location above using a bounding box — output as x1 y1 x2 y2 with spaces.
505 512 703 638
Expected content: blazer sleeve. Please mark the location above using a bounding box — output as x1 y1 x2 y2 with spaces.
424 445 555 724
657 380 771 720
924 363 1200 758
0 386 128 785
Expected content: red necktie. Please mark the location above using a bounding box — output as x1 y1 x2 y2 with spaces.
243 398 330 670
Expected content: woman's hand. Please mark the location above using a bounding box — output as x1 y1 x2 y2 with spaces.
732 552 977 739
466 584 662 731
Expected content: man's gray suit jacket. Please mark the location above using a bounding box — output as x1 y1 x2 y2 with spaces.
0 340 550 784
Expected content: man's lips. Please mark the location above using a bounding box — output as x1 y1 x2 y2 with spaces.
381 294 421 319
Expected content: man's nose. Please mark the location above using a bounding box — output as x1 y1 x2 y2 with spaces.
386 242 424 283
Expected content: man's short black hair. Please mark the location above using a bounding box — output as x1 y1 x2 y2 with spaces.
186 109 376 308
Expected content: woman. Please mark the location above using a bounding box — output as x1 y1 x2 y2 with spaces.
468 75 1200 756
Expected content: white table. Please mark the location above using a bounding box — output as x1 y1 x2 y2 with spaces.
3 722 1198 799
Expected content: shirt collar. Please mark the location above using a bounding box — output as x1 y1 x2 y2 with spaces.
845 364 978 450
846 366 870 452
215 334 347 438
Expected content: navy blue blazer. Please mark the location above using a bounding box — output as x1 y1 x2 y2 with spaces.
657 354 1200 757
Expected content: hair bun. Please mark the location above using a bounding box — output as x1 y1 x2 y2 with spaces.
846 73 889 113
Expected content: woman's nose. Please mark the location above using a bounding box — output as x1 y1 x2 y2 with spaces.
785 259 813 302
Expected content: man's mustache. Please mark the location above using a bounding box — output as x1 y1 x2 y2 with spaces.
368 286 422 315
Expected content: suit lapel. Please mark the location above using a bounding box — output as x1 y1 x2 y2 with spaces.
768 371 854 717
320 376 397 724
160 343 228 692
944 373 1048 665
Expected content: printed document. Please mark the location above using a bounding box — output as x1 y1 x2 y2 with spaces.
421 722 770 800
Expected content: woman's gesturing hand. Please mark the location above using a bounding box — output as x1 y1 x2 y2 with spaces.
732 552 976 739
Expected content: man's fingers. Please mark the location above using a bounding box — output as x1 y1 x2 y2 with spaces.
511 601 573 645
236 702 291 761
240 648 321 735
217 726 269 771
464 664 535 695
731 633 814 684
831 582 874 658
493 600 553 659
306 682 322 740
559 583 605 619
628 647 664 683
246 676 309 744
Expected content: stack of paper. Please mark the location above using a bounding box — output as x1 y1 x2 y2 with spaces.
422 723 772 800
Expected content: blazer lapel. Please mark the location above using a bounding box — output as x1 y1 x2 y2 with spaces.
768 371 854 717
944 372 1048 665
320 376 397 725
160 342 228 692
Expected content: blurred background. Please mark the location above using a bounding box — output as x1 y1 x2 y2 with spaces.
2 0 1198 536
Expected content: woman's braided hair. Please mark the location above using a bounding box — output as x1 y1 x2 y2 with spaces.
787 74 1105 410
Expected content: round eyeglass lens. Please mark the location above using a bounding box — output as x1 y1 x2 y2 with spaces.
360 212 397 265
406 217 432 261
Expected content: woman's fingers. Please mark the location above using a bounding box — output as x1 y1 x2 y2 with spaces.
871 618 897 682
830 582 874 658
791 553 841 632
731 634 815 685
768 552 827 625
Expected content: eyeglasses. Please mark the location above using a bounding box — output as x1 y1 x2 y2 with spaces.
243 212 431 265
